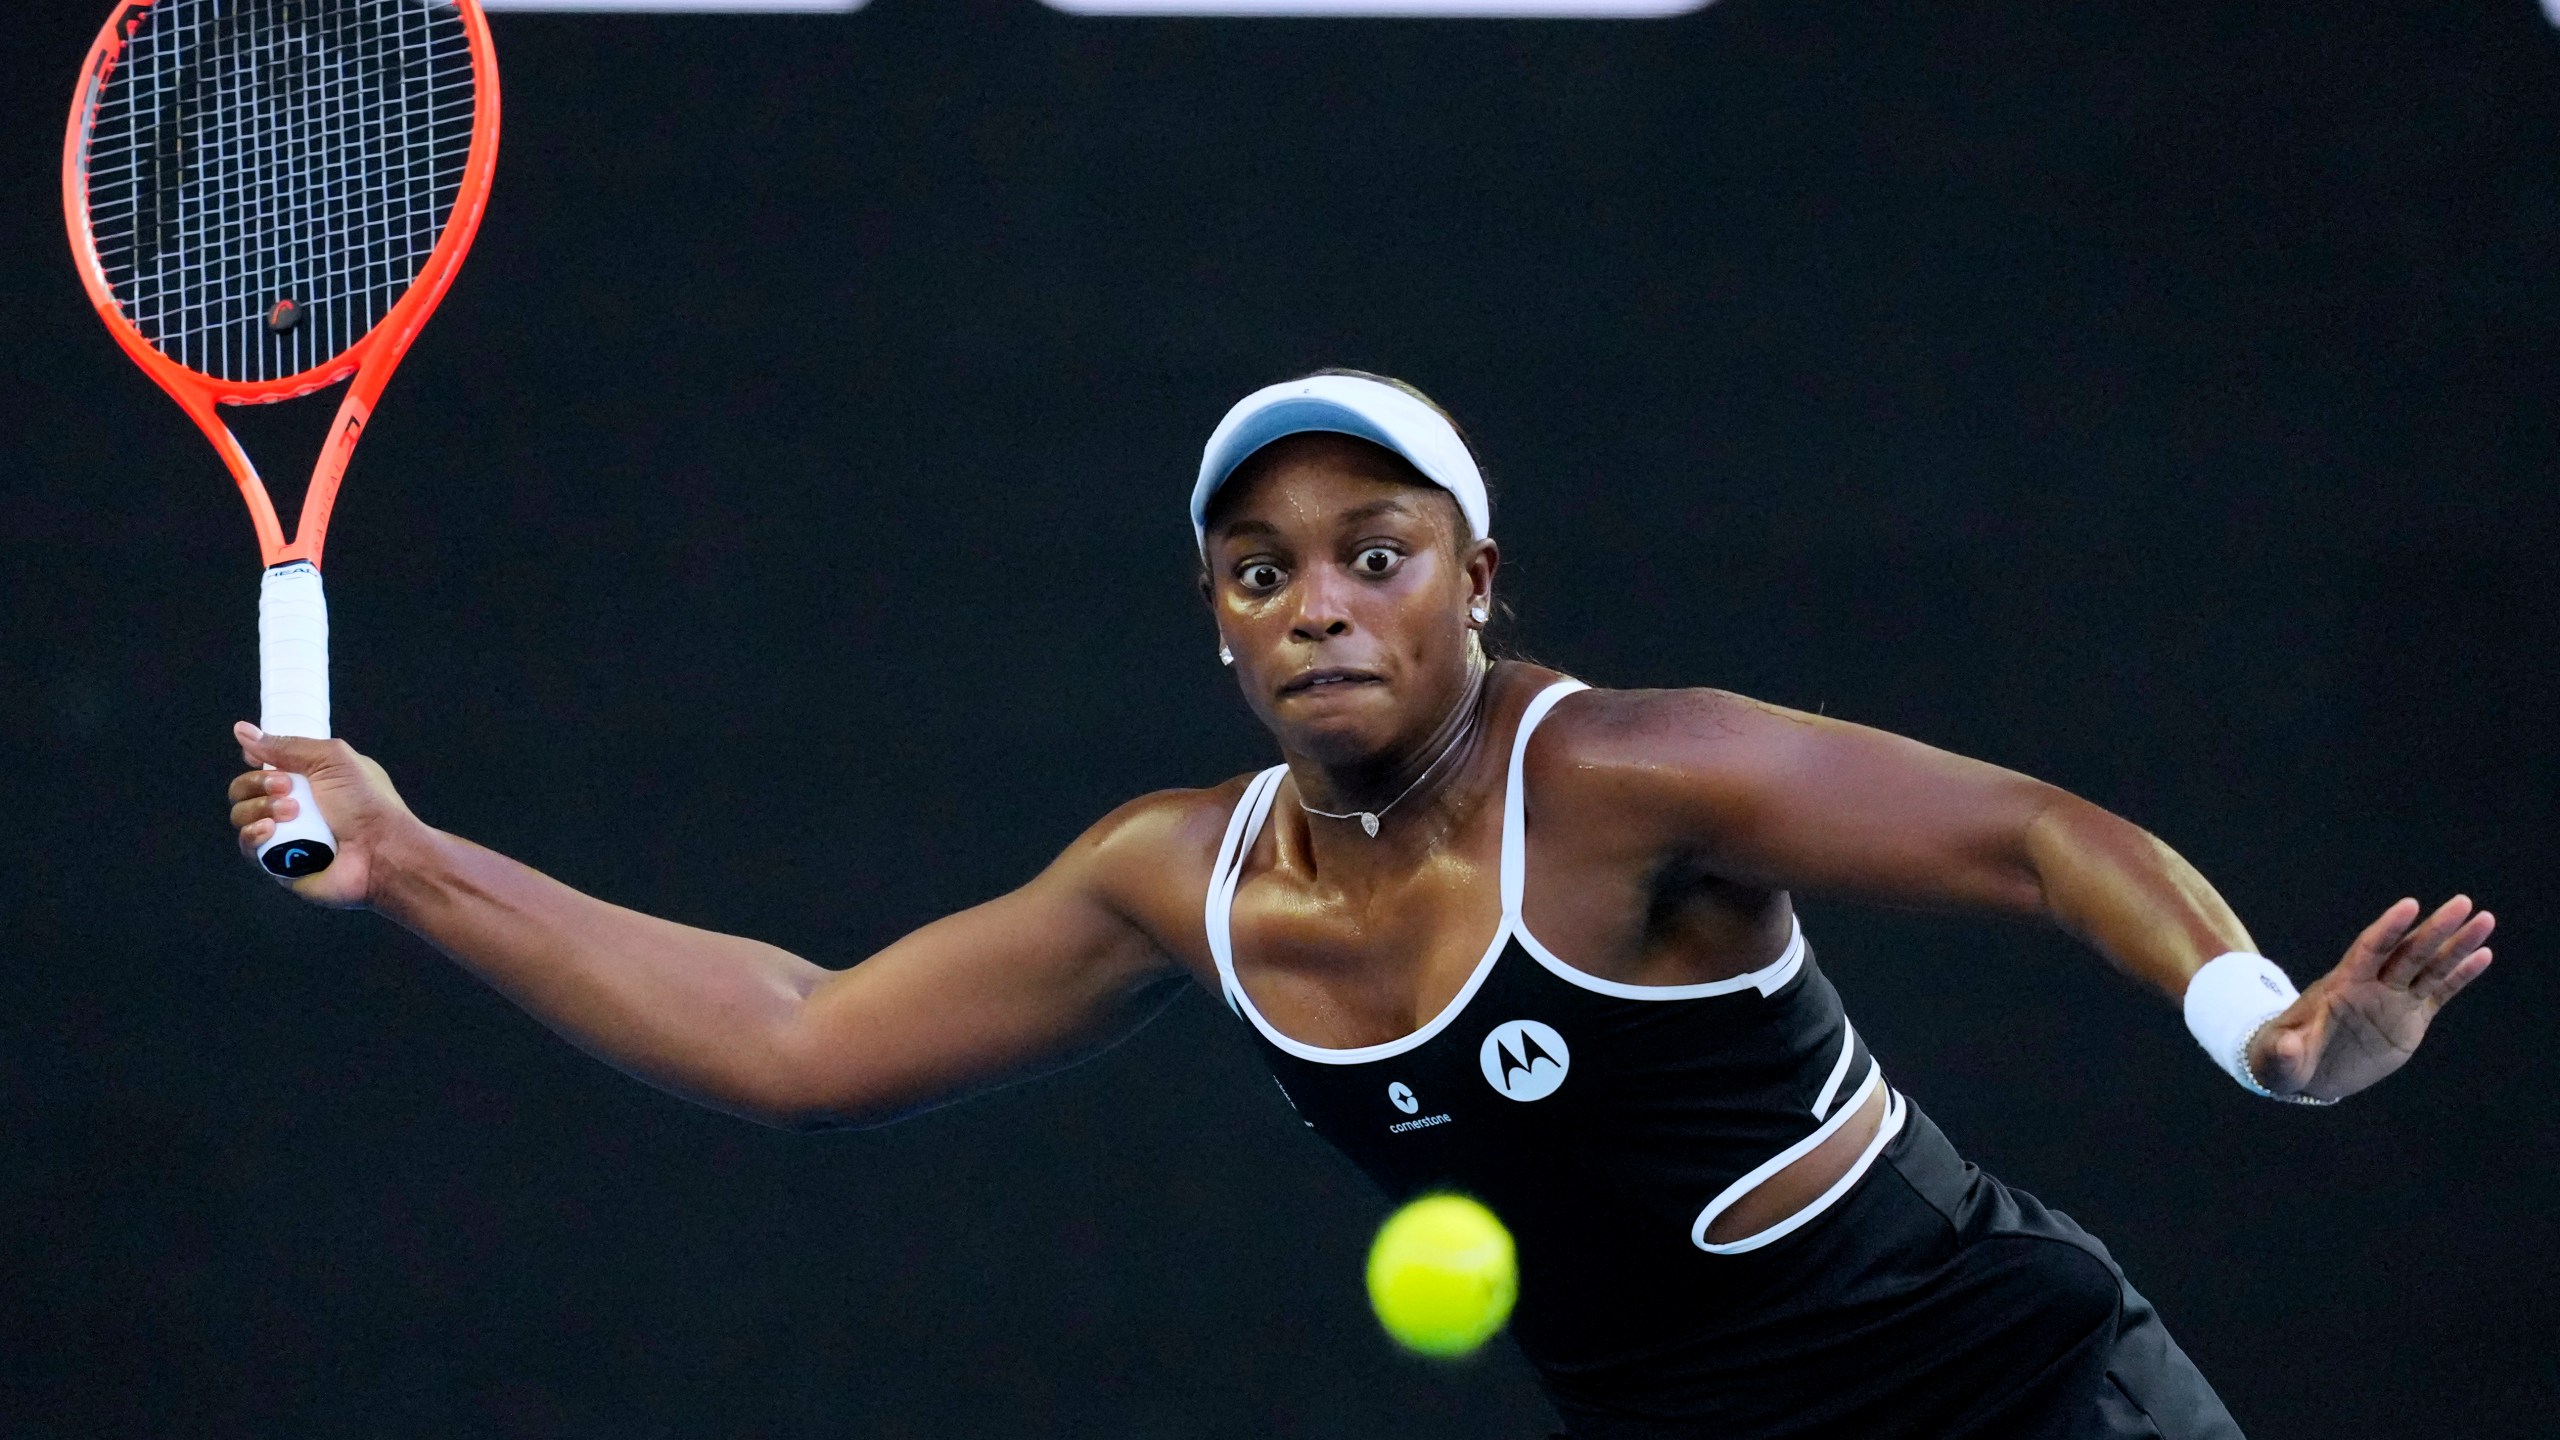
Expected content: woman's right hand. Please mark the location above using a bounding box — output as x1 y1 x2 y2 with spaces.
227 722 419 909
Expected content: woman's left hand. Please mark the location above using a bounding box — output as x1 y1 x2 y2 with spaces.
2248 896 2496 1102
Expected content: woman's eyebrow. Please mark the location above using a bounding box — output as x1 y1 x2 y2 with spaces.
1337 499 1419 526
1215 518 1283 542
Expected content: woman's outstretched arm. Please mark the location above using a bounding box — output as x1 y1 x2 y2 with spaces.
227 724 1195 1130
1554 689 2495 1102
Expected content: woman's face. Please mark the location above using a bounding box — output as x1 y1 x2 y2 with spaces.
1201 433 1496 766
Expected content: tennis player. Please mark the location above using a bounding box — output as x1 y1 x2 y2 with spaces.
227 371 2493 1439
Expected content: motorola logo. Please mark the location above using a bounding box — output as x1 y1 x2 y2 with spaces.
1388 1081 1419 1114
1479 1019 1570 1102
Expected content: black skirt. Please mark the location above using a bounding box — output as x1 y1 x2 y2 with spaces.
1538 1108 2247 1440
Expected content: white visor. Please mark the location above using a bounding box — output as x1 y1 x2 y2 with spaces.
1191 374 1491 551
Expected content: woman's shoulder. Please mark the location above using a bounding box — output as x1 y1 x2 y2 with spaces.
1515 669 1814 797
1054 771 1274 902
1040 772 1283 968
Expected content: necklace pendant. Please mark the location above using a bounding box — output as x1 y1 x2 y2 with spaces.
1359 812 1381 837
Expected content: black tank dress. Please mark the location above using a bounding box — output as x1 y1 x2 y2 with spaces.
1206 680 2246 1440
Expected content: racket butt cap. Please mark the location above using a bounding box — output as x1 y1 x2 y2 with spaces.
257 772 337 879
261 839 335 879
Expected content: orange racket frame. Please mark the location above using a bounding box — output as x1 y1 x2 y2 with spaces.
64 0 502 879
61 0 504 571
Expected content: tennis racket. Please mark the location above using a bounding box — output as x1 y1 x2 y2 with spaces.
64 0 501 879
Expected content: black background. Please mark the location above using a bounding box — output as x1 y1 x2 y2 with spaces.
5 1 2557 1436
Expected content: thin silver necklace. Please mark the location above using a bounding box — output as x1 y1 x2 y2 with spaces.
1298 669 1489 838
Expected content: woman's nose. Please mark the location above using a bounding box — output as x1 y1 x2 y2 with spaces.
1289 566 1356 640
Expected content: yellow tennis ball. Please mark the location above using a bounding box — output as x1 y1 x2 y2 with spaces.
1365 1192 1517 1357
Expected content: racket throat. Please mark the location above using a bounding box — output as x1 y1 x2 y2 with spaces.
218 381 372 567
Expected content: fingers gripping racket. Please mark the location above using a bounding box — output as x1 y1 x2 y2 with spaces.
64 0 501 879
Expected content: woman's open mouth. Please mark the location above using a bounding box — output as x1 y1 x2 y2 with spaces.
1280 668 1383 696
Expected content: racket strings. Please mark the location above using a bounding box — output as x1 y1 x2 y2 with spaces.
80 0 478 387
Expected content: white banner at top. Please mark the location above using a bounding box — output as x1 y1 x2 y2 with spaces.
1045 0 1708 12
479 1 868 11
477 0 1708 12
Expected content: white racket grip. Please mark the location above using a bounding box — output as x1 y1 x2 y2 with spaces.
255 561 338 879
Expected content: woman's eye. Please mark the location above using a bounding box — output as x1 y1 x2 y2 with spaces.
1240 563 1285 592
1354 547 1400 575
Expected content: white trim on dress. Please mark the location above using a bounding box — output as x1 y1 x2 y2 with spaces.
1202 676 1901 1259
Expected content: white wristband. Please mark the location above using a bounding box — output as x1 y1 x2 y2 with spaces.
2182 952 2300 1098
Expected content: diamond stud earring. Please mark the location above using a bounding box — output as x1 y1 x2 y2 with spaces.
1218 644 1235 667
1469 606 1489 624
